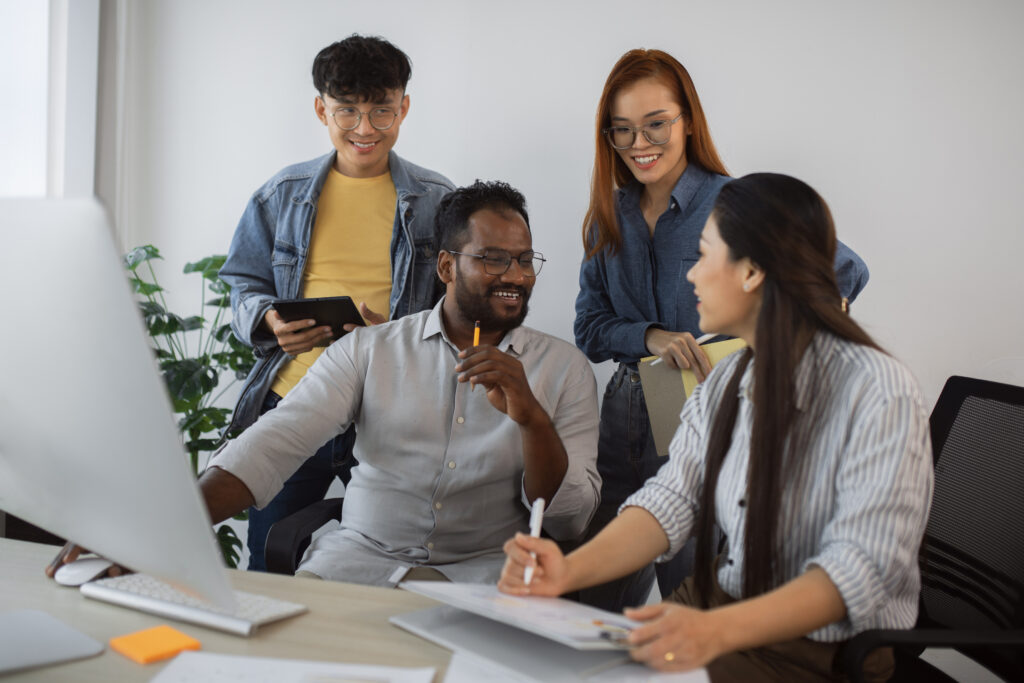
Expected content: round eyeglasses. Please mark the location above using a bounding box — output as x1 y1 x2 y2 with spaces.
327 104 399 131
602 113 684 150
447 249 546 277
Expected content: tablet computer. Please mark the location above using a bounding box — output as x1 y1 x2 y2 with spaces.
271 296 364 346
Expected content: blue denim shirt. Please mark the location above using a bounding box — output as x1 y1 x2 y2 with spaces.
574 164 869 365
221 150 455 432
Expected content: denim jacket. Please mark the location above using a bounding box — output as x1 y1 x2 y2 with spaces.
574 164 870 365
221 150 455 433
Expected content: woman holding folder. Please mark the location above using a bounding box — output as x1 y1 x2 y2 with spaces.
507 173 933 680
573 49 869 610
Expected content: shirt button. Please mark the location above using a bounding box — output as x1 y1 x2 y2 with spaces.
727 558 734 566
434 502 442 510
738 499 746 507
456 416 465 424
427 542 434 550
448 461 456 469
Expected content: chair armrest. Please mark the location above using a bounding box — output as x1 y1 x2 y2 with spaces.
842 628 1024 683
264 497 344 575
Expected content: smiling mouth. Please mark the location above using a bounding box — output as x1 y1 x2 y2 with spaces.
350 140 378 151
491 287 525 304
632 153 660 168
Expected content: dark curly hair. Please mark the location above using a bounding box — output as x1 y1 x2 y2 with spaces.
436 181 531 252
312 34 412 102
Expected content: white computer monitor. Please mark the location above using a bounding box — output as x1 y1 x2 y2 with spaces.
0 198 234 611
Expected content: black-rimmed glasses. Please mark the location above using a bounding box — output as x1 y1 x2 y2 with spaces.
447 249 546 277
603 113 684 150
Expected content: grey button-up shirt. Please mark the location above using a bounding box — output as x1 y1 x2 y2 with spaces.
626 332 933 641
212 299 600 585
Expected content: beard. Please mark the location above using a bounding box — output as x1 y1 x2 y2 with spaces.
453 278 531 333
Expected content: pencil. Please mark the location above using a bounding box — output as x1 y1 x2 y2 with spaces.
471 321 480 391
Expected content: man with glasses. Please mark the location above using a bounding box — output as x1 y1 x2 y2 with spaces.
219 35 455 571
203 181 600 585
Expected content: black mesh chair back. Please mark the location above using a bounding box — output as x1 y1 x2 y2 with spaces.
918 375 1024 677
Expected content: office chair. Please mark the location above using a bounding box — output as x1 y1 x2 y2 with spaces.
843 375 1024 682
264 497 344 575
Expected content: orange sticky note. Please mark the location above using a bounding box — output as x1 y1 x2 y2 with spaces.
109 624 201 664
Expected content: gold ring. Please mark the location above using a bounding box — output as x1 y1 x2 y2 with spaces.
664 652 675 662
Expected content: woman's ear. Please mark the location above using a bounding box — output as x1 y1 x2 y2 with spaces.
437 250 454 284
741 259 765 293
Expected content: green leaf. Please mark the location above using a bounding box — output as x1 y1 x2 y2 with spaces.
139 301 165 317
207 279 230 295
180 315 205 332
123 245 162 270
178 406 231 434
205 295 231 308
163 358 218 403
131 280 164 296
150 313 185 336
185 438 221 453
213 323 234 342
184 255 227 280
216 524 243 569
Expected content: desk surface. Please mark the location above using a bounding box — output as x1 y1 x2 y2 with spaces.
0 538 451 681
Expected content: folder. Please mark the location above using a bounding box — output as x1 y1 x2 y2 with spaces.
637 338 747 456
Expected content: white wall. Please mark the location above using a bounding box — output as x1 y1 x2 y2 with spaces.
116 0 1024 406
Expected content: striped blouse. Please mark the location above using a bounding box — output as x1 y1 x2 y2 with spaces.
625 331 934 641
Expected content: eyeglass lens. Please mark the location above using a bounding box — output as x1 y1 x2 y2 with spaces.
332 108 397 131
606 119 675 150
480 250 544 276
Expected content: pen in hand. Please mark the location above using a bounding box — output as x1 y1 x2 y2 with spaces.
523 497 545 586
649 332 716 366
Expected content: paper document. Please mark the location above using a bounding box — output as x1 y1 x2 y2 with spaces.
150 651 434 683
638 338 747 456
400 581 637 651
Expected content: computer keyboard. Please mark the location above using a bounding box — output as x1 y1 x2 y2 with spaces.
80 573 307 636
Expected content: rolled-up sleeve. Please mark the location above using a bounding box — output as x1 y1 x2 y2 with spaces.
209 333 364 507
803 392 933 635
534 353 601 540
623 379 713 561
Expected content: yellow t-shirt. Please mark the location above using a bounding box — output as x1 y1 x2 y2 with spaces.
270 168 396 397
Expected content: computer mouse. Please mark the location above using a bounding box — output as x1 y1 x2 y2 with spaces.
53 557 115 587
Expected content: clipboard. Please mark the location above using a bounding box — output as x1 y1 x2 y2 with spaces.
637 338 747 456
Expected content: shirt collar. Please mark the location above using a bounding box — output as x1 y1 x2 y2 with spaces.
619 163 714 215
422 296 526 356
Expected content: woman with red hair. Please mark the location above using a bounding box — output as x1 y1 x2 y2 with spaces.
573 49 869 611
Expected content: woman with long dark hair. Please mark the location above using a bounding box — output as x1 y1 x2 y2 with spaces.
506 174 932 680
574 49 870 610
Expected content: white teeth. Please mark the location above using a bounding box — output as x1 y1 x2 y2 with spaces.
634 154 659 165
352 141 376 149
494 291 520 299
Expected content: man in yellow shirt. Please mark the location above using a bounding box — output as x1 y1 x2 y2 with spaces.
220 34 454 571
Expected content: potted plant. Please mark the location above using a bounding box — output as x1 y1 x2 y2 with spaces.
124 245 255 568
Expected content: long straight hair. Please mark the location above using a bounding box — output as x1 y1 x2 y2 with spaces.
582 49 728 260
692 173 881 604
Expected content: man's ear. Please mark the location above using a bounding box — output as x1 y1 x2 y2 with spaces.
437 250 454 284
314 95 328 126
399 93 410 122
